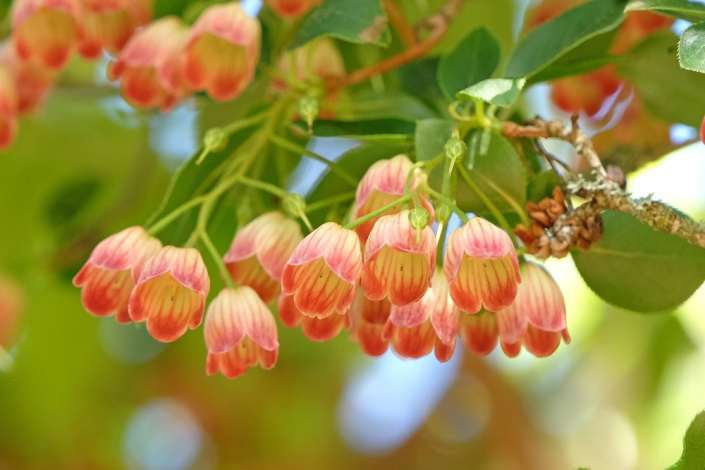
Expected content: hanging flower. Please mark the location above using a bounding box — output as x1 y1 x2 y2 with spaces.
349 287 391 357
73 226 161 324
181 2 260 101
361 210 436 306
281 222 362 318
277 293 350 342
205 287 278 379
0 42 57 114
78 0 153 59
224 212 302 305
0 66 18 151
128 246 210 342
444 216 521 314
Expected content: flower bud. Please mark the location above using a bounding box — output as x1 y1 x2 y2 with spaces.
299 96 319 133
435 203 452 224
444 129 466 176
204 127 228 152
282 193 307 219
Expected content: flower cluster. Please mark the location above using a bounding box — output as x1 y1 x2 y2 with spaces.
75 154 571 379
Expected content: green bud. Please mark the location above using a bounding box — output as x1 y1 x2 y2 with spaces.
299 97 319 133
204 127 228 152
283 193 307 218
408 207 431 230
444 136 467 162
435 203 452 224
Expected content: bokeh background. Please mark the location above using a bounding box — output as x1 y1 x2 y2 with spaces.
1 0 705 469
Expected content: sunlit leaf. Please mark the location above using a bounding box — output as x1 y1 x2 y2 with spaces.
505 0 625 78
290 118 415 143
438 27 501 99
668 410 705 469
678 22 705 73
290 0 391 49
626 0 705 22
415 118 455 162
572 211 705 313
457 78 526 107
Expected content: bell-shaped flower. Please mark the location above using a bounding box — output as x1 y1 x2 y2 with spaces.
361 210 436 306
495 262 570 357
107 16 189 111
384 268 458 362
12 0 83 69
349 287 391 357
78 0 153 59
224 212 302 304
458 310 499 356
444 216 521 314
264 0 322 17
0 66 18 150
277 293 350 342
128 246 210 342
0 42 57 114
353 155 431 243
73 226 161 324
204 287 278 379
281 222 362 318
181 2 260 101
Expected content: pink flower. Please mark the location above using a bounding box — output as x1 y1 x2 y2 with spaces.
128 246 210 342
384 268 458 362
73 226 161 324
12 0 83 69
361 210 436 306
181 2 260 101
78 0 153 59
107 16 189 111
0 66 18 151
495 262 570 357
281 222 362 318
204 287 278 379
224 212 302 304
458 311 498 356
349 287 391 357
0 42 57 114
353 155 432 243
277 293 350 342
444 217 521 313
264 0 322 18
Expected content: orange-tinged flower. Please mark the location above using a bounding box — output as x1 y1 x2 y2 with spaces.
458 311 498 356
204 287 278 378
224 212 302 304
353 155 431 243
444 217 521 314
108 16 189 111
384 268 458 362
0 274 24 350
495 262 569 357
0 42 57 114
73 226 161 324
277 293 350 342
181 2 260 101
361 210 436 306
78 0 153 59
550 66 621 117
281 222 362 318
264 0 322 18
128 246 210 342
0 66 18 151
349 287 391 356
12 0 83 69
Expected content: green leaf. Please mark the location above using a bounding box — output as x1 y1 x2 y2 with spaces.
572 211 705 313
457 78 526 107
678 22 705 73
438 27 501 99
618 31 705 128
290 118 415 143
505 0 625 78
626 0 705 22
399 58 444 105
415 118 455 162
457 129 527 215
668 410 705 470
290 0 391 49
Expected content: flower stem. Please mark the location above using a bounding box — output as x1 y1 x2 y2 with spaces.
239 176 290 199
199 230 236 290
435 220 449 266
146 195 208 236
344 194 411 230
305 191 356 213
456 165 514 233
268 134 358 187
422 184 469 224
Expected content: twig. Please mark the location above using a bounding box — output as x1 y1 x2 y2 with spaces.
382 0 417 46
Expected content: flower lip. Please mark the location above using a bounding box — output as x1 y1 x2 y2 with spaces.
135 246 210 294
